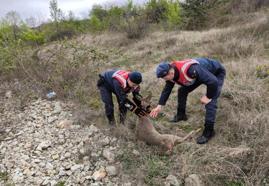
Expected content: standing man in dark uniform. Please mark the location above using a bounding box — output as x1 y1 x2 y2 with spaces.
150 58 226 144
97 69 142 126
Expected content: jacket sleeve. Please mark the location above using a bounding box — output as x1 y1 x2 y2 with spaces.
158 81 175 105
193 65 218 99
112 79 127 112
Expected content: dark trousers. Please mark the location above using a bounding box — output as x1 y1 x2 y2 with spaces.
98 84 127 123
177 71 225 127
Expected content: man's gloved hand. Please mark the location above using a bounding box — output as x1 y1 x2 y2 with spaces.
135 108 147 117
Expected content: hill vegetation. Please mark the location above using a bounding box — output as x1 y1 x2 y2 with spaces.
1 0 269 185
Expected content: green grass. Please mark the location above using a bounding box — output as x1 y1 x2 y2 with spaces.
225 180 244 186
55 181 65 186
143 155 170 186
0 172 9 182
117 149 142 174
178 124 196 133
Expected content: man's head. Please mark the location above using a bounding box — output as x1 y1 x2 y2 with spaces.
156 62 174 81
128 71 142 87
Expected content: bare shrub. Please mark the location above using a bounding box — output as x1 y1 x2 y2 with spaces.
47 28 76 42
123 15 149 39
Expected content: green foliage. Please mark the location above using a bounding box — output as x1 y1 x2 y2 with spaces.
90 5 108 21
55 181 65 186
256 65 269 79
0 23 14 44
123 14 149 39
117 148 142 174
122 1 149 39
89 15 104 32
225 180 244 186
165 0 181 28
107 6 125 31
0 45 17 75
146 0 181 28
49 0 63 26
144 155 170 185
0 172 9 182
0 23 22 75
20 28 45 45
180 0 208 30
146 0 168 23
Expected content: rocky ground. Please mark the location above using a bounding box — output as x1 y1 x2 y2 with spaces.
0 93 121 185
1 90 203 186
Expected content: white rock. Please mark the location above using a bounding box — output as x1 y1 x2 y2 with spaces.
64 152 71 158
66 170 72 176
53 102 62 114
83 156 90 162
58 169 67 176
71 125 81 129
92 168 107 181
45 162 54 170
5 91 12 98
12 169 24 183
106 166 118 176
185 174 203 186
165 175 180 186
33 159 41 163
123 183 132 186
52 154 60 160
36 141 51 151
48 116 58 124
102 149 115 162
56 120 73 129
0 164 6 172
88 125 99 136
41 177 50 185
50 180 57 186
100 137 110 146
79 148 87 155
62 162 72 170
71 164 83 172
91 182 102 186
132 150 140 156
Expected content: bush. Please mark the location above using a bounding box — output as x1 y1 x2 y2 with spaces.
145 0 182 28
180 0 208 30
20 28 45 45
88 15 104 32
123 14 149 39
146 0 169 24
0 44 17 75
165 0 182 28
106 6 125 31
256 65 269 79
122 0 149 39
90 5 108 21
47 28 76 42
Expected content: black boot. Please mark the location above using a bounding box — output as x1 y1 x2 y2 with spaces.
108 115 116 126
169 113 188 123
119 112 126 125
196 125 215 144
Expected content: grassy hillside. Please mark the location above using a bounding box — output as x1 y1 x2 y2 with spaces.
1 5 269 186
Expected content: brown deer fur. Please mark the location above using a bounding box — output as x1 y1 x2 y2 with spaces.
136 116 199 153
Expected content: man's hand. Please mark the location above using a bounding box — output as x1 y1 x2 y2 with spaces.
200 95 212 105
150 105 162 118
